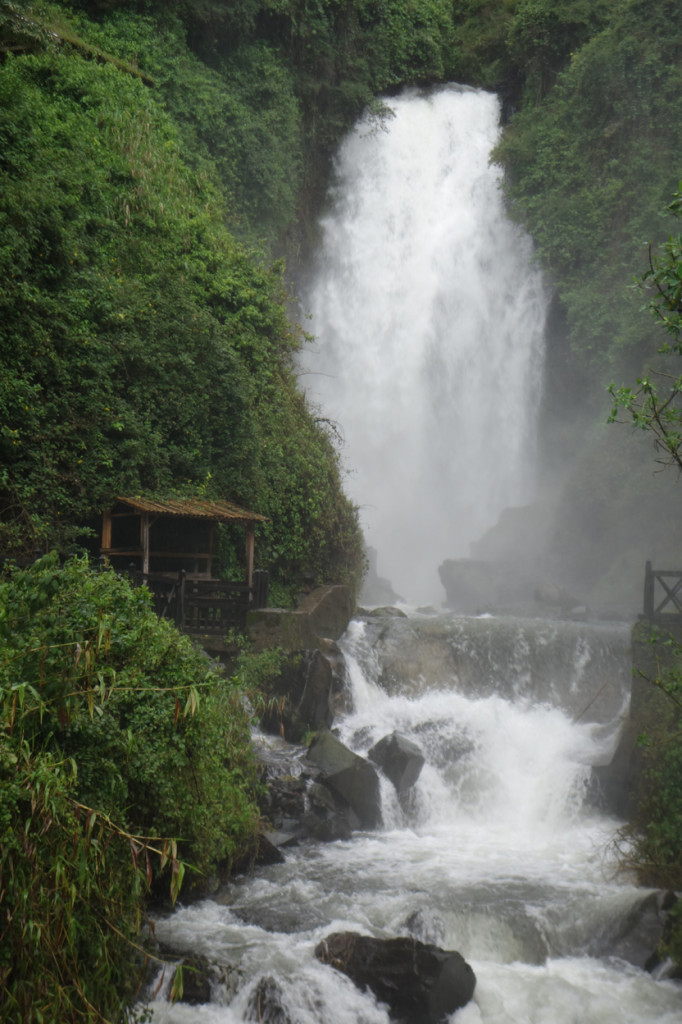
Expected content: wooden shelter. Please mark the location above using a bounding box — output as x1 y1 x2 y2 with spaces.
100 496 267 587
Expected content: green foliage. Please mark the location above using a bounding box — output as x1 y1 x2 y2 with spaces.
0 552 261 1021
507 0 617 102
0 22 364 595
494 0 682 381
609 187 682 471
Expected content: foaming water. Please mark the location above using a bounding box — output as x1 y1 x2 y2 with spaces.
300 87 547 603
143 613 681 1023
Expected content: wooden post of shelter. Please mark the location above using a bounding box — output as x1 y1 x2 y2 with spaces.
207 522 215 581
101 510 112 566
245 522 255 592
141 510 150 575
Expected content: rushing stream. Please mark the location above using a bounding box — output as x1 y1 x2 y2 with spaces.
145 611 680 1022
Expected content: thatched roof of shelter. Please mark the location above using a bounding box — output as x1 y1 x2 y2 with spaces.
115 496 267 523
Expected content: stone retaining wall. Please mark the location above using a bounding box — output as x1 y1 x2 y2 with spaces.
246 585 354 652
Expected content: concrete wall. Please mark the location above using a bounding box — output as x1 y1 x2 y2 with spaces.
246 585 354 653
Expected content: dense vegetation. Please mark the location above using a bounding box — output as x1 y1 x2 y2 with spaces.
0 553 260 1020
2 0 682 1015
0 0 365 599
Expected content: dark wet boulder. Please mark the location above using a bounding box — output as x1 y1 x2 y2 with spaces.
369 731 425 794
260 650 334 743
306 730 382 829
246 976 293 1024
314 932 476 1023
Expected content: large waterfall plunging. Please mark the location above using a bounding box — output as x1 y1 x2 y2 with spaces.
301 87 547 602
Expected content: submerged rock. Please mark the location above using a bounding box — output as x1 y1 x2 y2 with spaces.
314 932 476 1023
368 731 425 794
177 955 212 1005
246 976 293 1024
363 605 408 618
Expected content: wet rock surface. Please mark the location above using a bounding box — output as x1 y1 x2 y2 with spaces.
255 729 381 843
306 728 382 829
246 976 294 1023
259 649 335 743
314 931 476 1023
368 731 425 794
177 955 212 1005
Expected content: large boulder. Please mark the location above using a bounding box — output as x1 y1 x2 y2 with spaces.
306 730 382 829
368 732 425 794
314 932 476 1023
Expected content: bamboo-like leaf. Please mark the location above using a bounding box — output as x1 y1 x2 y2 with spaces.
85 810 97 844
170 964 183 1003
170 855 185 905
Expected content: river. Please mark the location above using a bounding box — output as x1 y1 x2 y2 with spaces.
144 610 681 1022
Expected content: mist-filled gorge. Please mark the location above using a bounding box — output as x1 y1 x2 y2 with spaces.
299 83 680 617
2 2 682 1022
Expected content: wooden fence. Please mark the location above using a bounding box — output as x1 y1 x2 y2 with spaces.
129 568 269 634
643 561 682 621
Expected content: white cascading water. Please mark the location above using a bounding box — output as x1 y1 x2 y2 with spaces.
145 613 681 1023
299 86 547 603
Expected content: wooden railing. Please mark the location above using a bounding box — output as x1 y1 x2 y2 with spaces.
643 561 682 620
128 568 269 634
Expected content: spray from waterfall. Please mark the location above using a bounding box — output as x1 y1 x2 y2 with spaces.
301 86 548 604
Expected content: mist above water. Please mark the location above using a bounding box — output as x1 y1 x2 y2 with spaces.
301 86 548 604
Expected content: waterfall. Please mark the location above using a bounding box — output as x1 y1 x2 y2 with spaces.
300 87 547 603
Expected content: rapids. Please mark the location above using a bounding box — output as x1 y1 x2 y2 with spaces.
143 611 681 1023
